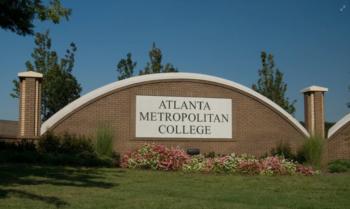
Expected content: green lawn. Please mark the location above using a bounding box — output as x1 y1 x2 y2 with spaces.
0 165 349 209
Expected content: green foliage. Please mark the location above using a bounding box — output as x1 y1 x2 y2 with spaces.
270 141 297 161
60 133 95 155
37 132 60 153
298 136 324 167
296 149 307 164
0 133 113 167
0 150 41 164
328 160 350 173
204 151 216 158
0 0 71 36
116 43 178 79
11 30 81 121
139 42 178 75
38 132 95 154
328 163 348 173
0 140 40 163
0 139 36 152
95 126 114 157
116 53 137 80
252 51 296 114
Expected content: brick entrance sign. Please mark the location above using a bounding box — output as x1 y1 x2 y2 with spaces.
18 71 333 157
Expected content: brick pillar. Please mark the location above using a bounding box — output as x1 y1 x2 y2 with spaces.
18 71 43 139
301 86 328 138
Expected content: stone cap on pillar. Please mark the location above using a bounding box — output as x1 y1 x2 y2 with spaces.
18 71 43 79
301 85 328 93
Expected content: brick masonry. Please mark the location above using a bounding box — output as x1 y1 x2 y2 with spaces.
19 77 37 137
327 122 350 161
303 90 326 138
48 79 307 156
314 92 326 138
18 72 42 139
303 93 312 135
0 120 18 139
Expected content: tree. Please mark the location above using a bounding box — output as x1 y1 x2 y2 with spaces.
116 53 136 80
252 51 296 115
0 0 71 36
139 42 178 75
11 30 81 120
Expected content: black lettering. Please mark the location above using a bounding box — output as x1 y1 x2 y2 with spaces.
213 114 221 123
167 125 175 134
198 101 203 110
189 101 196 109
173 100 180 109
158 125 166 134
181 113 188 122
181 101 188 110
157 112 165 121
221 114 229 123
208 114 214 122
196 113 203 122
167 100 173 109
196 126 204 134
159 101 166 109
165 113 172 121
173 113 181 121
205 126 211 135
190 125 196 134
140 112 149 121
150 112 157 121
204 102 211 111
188 113 196 122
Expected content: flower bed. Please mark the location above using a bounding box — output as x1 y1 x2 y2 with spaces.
121 144 319 176
121 144 189 170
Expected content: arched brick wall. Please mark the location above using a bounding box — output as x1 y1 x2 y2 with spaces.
327 114 350 161
41 73 308 156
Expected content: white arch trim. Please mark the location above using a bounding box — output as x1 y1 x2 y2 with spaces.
41 72 309 137
328 112 350 138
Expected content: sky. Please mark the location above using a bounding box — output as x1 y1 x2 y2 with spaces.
0 0 349 122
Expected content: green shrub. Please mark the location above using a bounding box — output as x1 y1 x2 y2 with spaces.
0 132 115 167
37 132 61 153
295 149 307 164
298 136 324 167
331 159 350 168
0 140 39 164
328 160 350 173
328 163 348 173
38 132 95 155
95 126 114 157
270 141 297 161
204 151 216 158
60 133 95 154
0 139 36 151
0 150 41 164
37 132 110 166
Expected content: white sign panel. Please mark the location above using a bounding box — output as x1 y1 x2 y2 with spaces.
135 96 232 139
